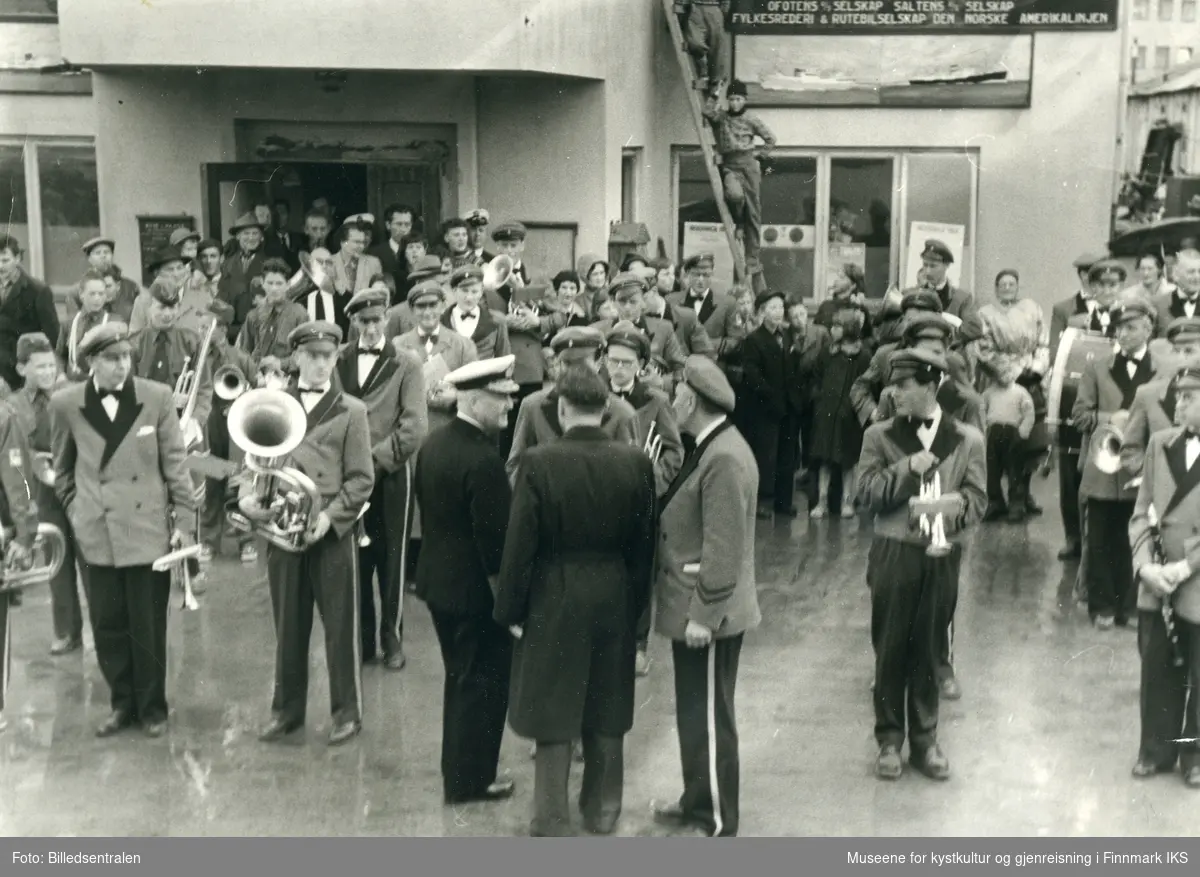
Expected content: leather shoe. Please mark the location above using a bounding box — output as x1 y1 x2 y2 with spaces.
876 744 903 780
910 744 951 781
1025 497 1043 516
143 720 168 738
49 637 82 656
1131 759 1174 779
1185 766 1200 788
258 718 303 742
384 652 407 671
328 720 362 746
1057 543 1081 560
446 777 515 804
651 801 711 833
983 502 1008 522
939 676 962 700
95 712 135 738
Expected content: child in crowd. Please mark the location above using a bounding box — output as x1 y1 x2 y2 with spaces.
810 310 872 519
59 269 112 382
982 364 1036 522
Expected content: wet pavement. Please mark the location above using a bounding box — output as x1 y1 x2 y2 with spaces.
0 478 1195 836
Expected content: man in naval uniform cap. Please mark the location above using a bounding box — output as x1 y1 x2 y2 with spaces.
905 239 982 350
464 208 494 265
413 354 520 806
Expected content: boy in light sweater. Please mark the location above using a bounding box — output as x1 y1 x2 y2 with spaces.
982 366 1036 523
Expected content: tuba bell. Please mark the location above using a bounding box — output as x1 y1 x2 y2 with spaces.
1092 409 1129 475
0 522 68 594
287 251 336 302
482 254 513 291
214 364 248 401
225 388 323 552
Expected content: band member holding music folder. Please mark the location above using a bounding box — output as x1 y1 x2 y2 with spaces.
1122 317 1200 481
240 320 374 747
337 288 428 671
1128 365 1200 789
49 321 196 739
1072 297 1158 630
857 348 986 783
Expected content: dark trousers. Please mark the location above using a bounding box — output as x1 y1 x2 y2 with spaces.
1085 498 1135 623
37 481 82 642
744 412 793 508
82 563 171 724
266 532 361 726
429 609 512 802
868 538 961 752
684 2 729 83
1138 611 1199 771
200 405 251 551
635 601 652 652
1057 447 1083 548
0 593 11 711
671 634 743 837
985 423 1026 509
532 734 624 836
722 152 763 271
502 383 543 461
358 464 414 661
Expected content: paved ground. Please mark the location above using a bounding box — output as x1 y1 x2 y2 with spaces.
0 479 1194 836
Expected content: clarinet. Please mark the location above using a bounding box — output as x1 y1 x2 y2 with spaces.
1147 503 1185 668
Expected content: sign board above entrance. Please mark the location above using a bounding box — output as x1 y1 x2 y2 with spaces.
728 0 1119 35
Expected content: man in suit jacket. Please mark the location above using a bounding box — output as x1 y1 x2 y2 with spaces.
221 213 269 337
506 327 639 484
385 254 443 341
0 387 38 734
369 203 417 296
668 253 743 360
858 349 987 783
495 365 657 836
443 265 511 361
238 321 374 747
0 235 60 393
330 222 383 333
1128 366 1200 788
414 355 520 805
1072 298 1159 628
1122 317 1200 482
652 355 760 838
49 322 196 739
905 239 983 345
337 290 428 671
1151 248 1200 337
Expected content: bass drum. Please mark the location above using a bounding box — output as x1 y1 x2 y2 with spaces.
1047 327 1114 450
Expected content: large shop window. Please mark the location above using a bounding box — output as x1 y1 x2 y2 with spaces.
674 148 976 301
0 139 100 298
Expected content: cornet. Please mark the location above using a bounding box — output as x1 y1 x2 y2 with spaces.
482 254 514 291
0 522 68 594
153 541 202 611
910 471 956 557
1092 409 1129 476
214 364 248 401
643 422 664 464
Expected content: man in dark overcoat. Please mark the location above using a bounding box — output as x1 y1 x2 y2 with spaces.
414 355 519 805
495 364 657 836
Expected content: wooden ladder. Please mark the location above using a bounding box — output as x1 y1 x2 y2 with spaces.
661 0 747 286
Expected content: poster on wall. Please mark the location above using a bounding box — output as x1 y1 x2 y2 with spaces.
903 221 965 289
683 222 737 289
826 241 866 293
733 33 1032 107
137 215 196 287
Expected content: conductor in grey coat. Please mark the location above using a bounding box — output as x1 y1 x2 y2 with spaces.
652 355 761 838
494 364 657 836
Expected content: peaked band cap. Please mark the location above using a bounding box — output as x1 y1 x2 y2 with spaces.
345 288 389 317
681 354 736 413
288 320 343 351
887 348 947 385
78 321 132 359
444 355 518 394
551 326 605 354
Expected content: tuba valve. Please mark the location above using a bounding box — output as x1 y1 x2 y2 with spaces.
0 522 68 594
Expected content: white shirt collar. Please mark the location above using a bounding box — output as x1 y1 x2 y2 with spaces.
94 379 124 396
612 380 635 395
1124 344 1149 361
693 414 727 447
456 411 484 431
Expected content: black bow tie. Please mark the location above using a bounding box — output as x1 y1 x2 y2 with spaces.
459 309 478 320
1120 353 1142 365
420 332 438 342
299 385 328 395
613 386 633 399
97 387 121 400
912 416 934 430
358 346 384 356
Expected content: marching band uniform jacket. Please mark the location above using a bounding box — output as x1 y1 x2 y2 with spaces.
49 377 196 568
131 324 214 430
655 419 761 640
662 301 717 359
1120 376 1178 483
1151 289 1200 338
441 306 511 361
1130 426 1200 622
394 327 478 439
334 342 428 474
591 316 689 383
505 387 639 484
1073 349 1157 502
616 379 684 497
857 412 988 546
666 288 743 356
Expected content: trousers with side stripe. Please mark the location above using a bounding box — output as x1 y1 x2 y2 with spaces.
358 463 414 661
671 634 743 837
267 530 362 727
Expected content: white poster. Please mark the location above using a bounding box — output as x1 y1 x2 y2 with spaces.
904 222 965 289
682 222 736 290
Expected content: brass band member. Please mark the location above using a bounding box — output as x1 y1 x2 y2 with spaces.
858 349 986 782
1128 365 1200 789
10 333 80 654
240 321 375 747
1122 317 1200 480
49 322 196 738
592 273 688 392
235 258 308 370
59 269 112 382
1072 298 1158 629
337 289 428 671
395 280 479 437
0 390 38 734
495 364 657 836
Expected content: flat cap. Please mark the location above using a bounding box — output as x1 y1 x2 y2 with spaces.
1114 297 1156 325
1074 251 1108 270
755 290 786 310
81 236 115 255
605 320 651 360
607 271 647 300
1172 365 1200 392
78 321 132 360
920 239 954 264
888 348 947 385
342 213 375 227
407 279 446 307
147 246 186 273
901 289 944 314
444 355 518 394
464 208 491 227
229 212 265 235
345 288 389 318
1087 259 1127 283
1166 316 1200 344
16 332 53 362
288 320 343 351
550 326 606 354
682 252 715 272
407 254 444 281
681 354 736 413
148 279 181 307
449 264 484 288
207 299 235 326
491 221 527 242
169 227 200 247
901 311 953 344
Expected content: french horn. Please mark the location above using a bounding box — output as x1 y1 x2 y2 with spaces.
225 388 323 553
0 522 68 594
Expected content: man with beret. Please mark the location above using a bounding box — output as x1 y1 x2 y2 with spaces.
1122 316 1200 481
1072 298 1160 630
330 221 384 314
49 321 196 738
0 234 60 394
506 326 639 483
236 258 309 373
221 212 268 324
652 354 760 837
858 348 987 782
592 273 688 392
336 289 428 671
444 264 511 361
905 240 983 348
1152 248 1200 337
1128 365 1200 788
464 209 494 266
668 254 743 357
78 235 141 324
385 254 444 341
395 280 479 439
238 320 375 746
414 354 519 805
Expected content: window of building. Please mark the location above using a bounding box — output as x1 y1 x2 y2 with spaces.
1184 0 1197 20
1134 0 1150 18
621 148 641 223
0 139 99 302
0 0 58 21
1179 46 1196 64
1156 46 1172 69
1159 0 1175 19
1136 45 1149 69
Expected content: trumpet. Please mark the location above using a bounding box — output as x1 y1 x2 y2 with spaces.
153 541 202 611
0 522 68 594
910 471 956 558
355 502 371 548
643 422 664 464
1092 409 1130 475
178 318 219 451
225 388 323 552
214 364 249 401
